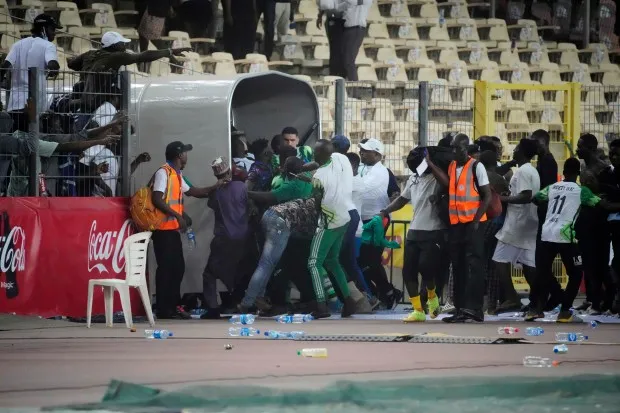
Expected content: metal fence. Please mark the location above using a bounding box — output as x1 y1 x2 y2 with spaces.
0 67 135 197
319 79 620 175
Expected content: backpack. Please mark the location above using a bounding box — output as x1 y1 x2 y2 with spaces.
129 169 170 231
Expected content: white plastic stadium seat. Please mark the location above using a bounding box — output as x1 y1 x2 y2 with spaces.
86 231 155 329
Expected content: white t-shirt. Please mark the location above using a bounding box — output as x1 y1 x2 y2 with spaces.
91 102 117 127
313 153 352 230
351 176 364 237
80 145 119 196
358 161 390 220
233 157 254 171
5 36 58 112
454 162 490 187
402 173 445 231
153 166 191 196
496 163 540 250
332 152 356 211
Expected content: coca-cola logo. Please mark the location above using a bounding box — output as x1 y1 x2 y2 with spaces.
0 226 26 274
88 219 133 274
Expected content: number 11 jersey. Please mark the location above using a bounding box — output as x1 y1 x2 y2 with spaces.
536 182 601 243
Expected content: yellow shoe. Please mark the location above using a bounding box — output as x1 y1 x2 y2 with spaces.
403 310 426 322
427 296 440 319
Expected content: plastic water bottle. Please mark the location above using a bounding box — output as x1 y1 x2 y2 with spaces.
497 327 519 335
298 348 328 358
590 321 598 329
186 227 196 250
229 314 255 325
264 330 305 339
438 9 445 28
553 344 568 354
555 332 588 342
277 314 313 324
523 356 558 367
525 327 544 336
144 329 173 339
228 327 260 337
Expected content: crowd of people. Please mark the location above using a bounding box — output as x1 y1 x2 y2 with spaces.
147 124 620 323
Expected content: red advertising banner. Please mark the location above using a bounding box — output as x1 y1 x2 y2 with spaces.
0 197 145 318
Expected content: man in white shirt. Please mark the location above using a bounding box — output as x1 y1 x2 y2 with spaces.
0 14 61 132
493 138 541 314
307 139 358 318
426 134 492 323
150 141 228 320
356 138 402 309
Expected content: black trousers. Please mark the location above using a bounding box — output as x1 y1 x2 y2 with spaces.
448 221 487 312
342 26 365 81
403 230 445 298
579 231 614 311
533 241 582 313
256 0 276 59
152 230 185 316
359 217 395 300
268 237 316 305
325 17 345 77
223 1 258 60
609 221 620 291
202 236 247 309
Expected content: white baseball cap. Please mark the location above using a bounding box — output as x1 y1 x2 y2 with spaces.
101 31 131 48
359 138 384 155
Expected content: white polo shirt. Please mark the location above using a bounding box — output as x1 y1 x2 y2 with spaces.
5 36 58 112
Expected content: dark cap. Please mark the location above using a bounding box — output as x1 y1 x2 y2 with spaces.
331 135 350 153
33 14 63 30
165 141 193 160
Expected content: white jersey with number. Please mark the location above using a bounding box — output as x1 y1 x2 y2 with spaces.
541 182 582 243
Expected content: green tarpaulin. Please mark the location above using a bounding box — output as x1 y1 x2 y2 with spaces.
47 375 620 412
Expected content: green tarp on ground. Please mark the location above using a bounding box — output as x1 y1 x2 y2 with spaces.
46 375 620 413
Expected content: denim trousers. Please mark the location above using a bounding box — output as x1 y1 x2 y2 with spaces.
241 210 291 308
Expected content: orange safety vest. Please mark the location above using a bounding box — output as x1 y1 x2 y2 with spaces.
448 158 487 225
157 164 184 231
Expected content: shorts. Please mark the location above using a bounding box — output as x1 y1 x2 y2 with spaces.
492 240 536 267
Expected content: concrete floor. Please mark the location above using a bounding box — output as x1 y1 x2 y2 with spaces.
1 314 619 408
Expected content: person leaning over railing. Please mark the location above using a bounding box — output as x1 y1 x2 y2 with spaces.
0 14 61 133
5 99 120 197
66 31 191 110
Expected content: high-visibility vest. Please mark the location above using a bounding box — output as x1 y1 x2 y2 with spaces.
448 158 487 225
157 164 184 231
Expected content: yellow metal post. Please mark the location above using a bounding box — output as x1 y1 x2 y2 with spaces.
473 80 493 139
567 82 581 159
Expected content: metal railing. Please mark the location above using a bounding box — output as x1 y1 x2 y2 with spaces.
0 67 136 197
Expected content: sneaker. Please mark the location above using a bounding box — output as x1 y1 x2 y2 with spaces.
494 300 521 315
575 301 591 312
440 302 456 315
403 310 426 322
341 297 358 318
585 307 602 316
524 310 544 322
158 306 191 320
385 288 404 310
427 296 440 319
367 294 381 311
309 301 331 319
200 308 221 320
557 310 581 323
255 297 272 312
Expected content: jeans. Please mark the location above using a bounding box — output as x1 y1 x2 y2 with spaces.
241 210 290 308
340 210 371 294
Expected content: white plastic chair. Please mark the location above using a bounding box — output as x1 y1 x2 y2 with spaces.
86 231 155 328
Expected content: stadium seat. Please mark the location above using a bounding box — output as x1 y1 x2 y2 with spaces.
202 52 237 75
